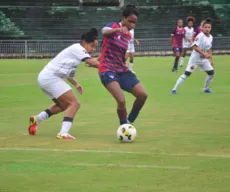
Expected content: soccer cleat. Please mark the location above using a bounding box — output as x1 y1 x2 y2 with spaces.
172 68 178 72
56 133 76 140
203 89 213 93
171 90 177 95
28 116 37 135
180 65 183 68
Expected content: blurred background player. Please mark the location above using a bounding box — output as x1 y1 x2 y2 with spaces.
171 19 186 72
180 16 195 67
125 28 139 73
28 28 100 140
171 18 215 94
99 5 148 125
194 20 205 38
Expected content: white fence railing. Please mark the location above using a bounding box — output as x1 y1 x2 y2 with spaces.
0 37 230 59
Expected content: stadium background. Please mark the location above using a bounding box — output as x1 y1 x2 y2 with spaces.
0 0 230 58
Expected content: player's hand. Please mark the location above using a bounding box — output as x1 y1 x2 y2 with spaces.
135 39 140 45
204 53 212 59
118 26 128 34
75 84 83 95
210 60 214 66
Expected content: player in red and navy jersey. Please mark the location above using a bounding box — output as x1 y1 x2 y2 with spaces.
194 20 205 38
171 19 186 72
99 5 148 125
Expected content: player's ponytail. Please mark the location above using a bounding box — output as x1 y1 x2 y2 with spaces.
122 4 139 18
81 28 98 43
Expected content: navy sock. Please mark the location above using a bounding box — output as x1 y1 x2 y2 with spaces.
117 108 127 125
128 98 146 123
173 57 179 69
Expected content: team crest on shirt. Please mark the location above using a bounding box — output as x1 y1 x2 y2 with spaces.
195 37 199 41
109 75 115 79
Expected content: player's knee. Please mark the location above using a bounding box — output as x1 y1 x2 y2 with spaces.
69 99 80 112
184 71 192 77
117 98 126 108
206 70 215 76
138 92 148 101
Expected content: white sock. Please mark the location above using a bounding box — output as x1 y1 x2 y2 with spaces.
172 74 188 91
59 121 73 135
204 75 214 90
129 62 134 70
180 57 184 66
36 111 50 125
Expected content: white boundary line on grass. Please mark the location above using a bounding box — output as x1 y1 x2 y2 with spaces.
73 163 190 170
0 147 230 159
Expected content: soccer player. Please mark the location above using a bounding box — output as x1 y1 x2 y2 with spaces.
28 28 100 140
171 18 215 94
194 20 205 38
125 28 139 73
171 19 186 72
99 4 148 125
180 16 195 67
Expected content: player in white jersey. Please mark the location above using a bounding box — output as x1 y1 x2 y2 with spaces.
125 28 139 73
172 18 215 94
180 16 195 67
28 28 100 140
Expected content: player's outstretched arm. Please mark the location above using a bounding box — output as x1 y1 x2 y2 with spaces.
67 78 83 95
102 26 128 37
85 58 100 68
208 49 214 66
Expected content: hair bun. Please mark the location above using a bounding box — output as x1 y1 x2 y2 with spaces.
88 28 98 37
205 18 212 23
187 16 195 22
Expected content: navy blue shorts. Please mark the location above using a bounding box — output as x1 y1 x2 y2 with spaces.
173 47 183 53
99 70 140 93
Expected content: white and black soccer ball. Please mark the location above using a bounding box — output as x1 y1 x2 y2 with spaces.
117 124 137 143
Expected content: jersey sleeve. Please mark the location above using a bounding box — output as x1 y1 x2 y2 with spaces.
192 33 203 47
102 22 118 34
171 28 176 36
73 48 91 61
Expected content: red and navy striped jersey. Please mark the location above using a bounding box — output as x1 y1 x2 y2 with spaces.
99 22 131 73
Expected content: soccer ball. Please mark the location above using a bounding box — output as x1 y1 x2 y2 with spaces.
117 124 137 142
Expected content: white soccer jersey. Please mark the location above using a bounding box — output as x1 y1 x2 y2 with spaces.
42 43 91 78
184 26 194 39
129 29 135 43
190 32 213 60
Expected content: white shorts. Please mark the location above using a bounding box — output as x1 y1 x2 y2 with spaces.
38 71 71 100
183 41 192 48
127 42 135 53
186 58 213 73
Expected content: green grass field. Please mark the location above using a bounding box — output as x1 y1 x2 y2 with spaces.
0 56 230 192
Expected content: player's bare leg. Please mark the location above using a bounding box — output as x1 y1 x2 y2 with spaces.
128 82 148 123
55 89 80 139
106 81 127 125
